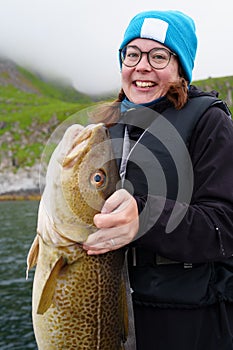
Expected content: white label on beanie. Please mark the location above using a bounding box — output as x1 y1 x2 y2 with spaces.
141 18 168 43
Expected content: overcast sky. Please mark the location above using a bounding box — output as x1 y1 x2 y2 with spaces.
0 0 232 95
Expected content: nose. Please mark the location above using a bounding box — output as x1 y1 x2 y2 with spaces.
136 53 152 71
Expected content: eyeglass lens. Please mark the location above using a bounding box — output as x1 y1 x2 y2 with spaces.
121 46 173 69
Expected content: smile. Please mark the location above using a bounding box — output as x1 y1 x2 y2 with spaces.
135 81 156 88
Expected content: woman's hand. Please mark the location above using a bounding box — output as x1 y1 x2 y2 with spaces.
83 189 139 255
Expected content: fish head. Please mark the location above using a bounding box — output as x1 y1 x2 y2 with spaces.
61 123 119 229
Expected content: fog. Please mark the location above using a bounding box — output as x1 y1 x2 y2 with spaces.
0 0 232 95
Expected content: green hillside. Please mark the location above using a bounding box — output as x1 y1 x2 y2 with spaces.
0 60 94 169
0 59 232 170
194 75 233 108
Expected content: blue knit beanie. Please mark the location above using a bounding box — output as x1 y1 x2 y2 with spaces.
119 10 197 82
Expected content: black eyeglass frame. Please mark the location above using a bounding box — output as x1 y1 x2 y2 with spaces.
119 45 177 70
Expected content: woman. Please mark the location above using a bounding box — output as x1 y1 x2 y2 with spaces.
83 10 233 350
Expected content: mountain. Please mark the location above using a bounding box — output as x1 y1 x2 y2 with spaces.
0 58 98 197
0 59 232 197
0 58 95 171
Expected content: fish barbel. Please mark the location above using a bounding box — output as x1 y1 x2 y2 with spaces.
27 123 128 349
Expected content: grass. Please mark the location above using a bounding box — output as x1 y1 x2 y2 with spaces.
0 65 95 169
0 62 232 170
194 75 233 114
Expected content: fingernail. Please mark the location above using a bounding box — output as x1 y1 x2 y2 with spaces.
87 250 95 255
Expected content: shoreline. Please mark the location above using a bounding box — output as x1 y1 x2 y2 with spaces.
0 193 41 201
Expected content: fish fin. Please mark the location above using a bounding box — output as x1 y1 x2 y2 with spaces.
26 235 39 279
121 256 137 350
37 256 65 315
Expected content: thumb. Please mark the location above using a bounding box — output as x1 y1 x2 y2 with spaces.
101 189 130 214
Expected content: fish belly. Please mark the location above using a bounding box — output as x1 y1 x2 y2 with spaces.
32 245 126 349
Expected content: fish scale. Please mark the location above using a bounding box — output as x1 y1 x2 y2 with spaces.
33 239 125 349
27 123 128 349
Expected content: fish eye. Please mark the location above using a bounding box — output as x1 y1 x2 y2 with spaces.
90 170 106 189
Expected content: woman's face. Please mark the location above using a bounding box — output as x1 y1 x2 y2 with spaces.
121 38 180 104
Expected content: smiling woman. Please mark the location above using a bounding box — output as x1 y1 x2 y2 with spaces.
120 38 181 104
87 9 233 350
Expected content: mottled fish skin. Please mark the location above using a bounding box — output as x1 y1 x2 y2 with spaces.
27 123 128 349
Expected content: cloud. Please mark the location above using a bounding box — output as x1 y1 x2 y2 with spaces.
0 0 232 94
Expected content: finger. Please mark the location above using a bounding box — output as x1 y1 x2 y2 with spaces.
84 241 115 251
83 238 121 255
94 205 137 229
86 243 122 255
84 227 117 245
87 248 111 255
94 212 115 229
84 224 133 250
94 193 137 229
100 189 131 214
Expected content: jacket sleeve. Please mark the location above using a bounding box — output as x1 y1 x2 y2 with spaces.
134 106 233 263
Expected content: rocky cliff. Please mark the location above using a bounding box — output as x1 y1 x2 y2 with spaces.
0 58 93 197
0 165 40 196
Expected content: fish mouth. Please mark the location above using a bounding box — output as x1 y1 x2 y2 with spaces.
63 124 107 168
134 80 156 88
63 131 91 167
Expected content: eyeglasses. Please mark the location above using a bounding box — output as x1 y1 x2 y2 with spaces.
120 45 177 70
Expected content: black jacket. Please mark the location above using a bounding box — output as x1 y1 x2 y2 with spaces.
109 86 233 308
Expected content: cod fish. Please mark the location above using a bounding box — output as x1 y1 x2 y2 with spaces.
27 123 128 349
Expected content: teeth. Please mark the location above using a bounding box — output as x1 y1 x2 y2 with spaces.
135 81 155 88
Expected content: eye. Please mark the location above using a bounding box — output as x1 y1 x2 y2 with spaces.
127 51 139 59
122 46 140 63
150 49 169 63
90 170 106 189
